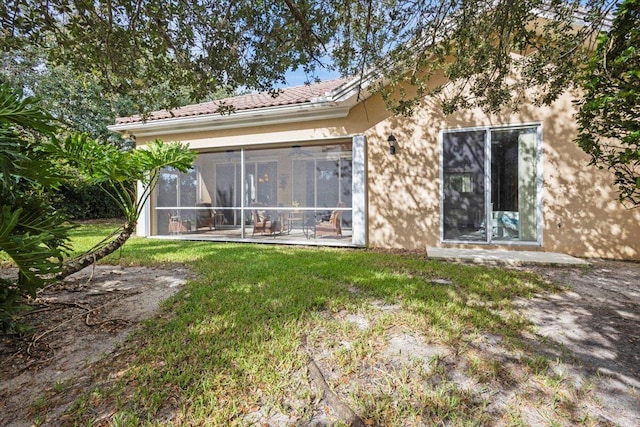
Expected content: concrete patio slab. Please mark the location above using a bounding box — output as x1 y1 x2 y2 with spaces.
426 247 590 266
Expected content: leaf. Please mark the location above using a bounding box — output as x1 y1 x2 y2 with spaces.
0 82 72 301
133 139 196 183
575 0 640 207
0 205 71 295
0 83 57 134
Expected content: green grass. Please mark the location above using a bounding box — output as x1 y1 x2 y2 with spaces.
17 222 595 426
65 222 124 256
0 221 123 267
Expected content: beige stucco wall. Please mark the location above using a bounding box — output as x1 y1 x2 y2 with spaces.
134 84 639 260
363 89 640 260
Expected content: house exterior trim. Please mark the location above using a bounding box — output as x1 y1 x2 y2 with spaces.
108 103 354 137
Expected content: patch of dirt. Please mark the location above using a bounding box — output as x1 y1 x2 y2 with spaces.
243 260 640 427
0 265 193 427
517 259 640 427
1 259 639 426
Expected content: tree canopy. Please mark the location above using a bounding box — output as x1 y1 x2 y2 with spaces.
575 0 639 207
1 1 617 114
2 1 636 205
1 44 196 146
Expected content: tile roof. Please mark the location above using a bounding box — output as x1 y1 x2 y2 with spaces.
115 77 351 125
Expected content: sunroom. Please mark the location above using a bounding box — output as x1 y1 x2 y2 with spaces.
151 137 367 246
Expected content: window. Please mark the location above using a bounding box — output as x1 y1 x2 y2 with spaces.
441 125 540 243
444 173 474 193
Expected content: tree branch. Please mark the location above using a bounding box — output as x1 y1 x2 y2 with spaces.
302 335 369 427
282 0 326 64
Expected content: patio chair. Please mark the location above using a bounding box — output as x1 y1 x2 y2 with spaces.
167 212 191 234
251 205 281 237
315 203 345 238
195 202 216 230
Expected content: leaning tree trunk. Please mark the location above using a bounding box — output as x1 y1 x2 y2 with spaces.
56 222 136 280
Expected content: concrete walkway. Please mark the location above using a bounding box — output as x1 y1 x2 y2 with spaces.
426 247 590 266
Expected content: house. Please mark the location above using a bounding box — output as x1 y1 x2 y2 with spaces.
109 72 640 260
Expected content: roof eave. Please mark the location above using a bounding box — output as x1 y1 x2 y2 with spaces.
108 98 355 138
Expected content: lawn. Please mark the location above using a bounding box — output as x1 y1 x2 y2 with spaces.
18 223 602 425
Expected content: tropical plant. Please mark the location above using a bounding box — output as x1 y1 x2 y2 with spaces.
50 135 195 279
0 83 72 332
1 80 194 330
575 0 640 207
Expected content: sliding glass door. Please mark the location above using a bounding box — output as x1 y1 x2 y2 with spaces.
441 125 540 243
442 131 486 241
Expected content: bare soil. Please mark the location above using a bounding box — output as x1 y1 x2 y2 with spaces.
0 265 193 427
517 260 640 426
1 259 639 426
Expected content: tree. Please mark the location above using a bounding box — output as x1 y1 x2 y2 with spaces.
50 135 195 279
2 45 170 147
575 0 640 208
0 1 617 114
1 46 209 220
0 83 72 331
0 80 194 331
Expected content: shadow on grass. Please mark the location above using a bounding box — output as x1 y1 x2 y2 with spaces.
75 242 566 424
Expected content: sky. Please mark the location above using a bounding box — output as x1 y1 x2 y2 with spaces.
280 65 341 88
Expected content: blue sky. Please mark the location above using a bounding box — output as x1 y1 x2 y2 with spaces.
281 66 340 88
